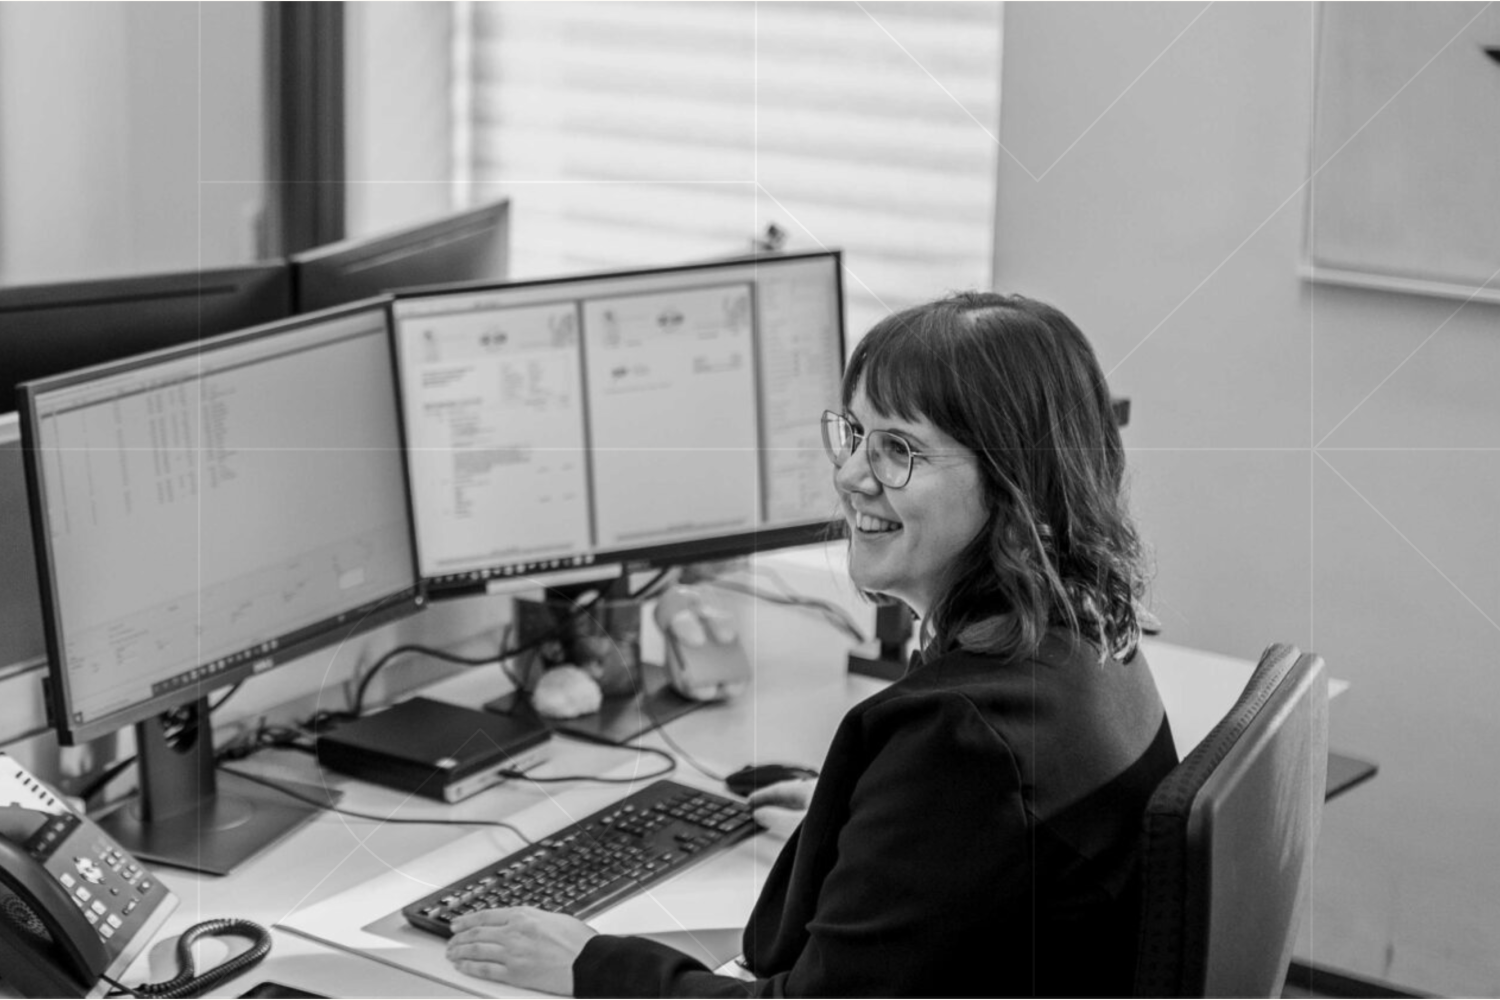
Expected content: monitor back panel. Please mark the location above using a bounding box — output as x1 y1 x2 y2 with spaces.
1 262 293 415
291 200 510 313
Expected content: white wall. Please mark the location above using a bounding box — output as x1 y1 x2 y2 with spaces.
0 1 264 283
995 3 1500 993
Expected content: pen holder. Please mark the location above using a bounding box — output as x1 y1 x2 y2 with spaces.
512 596 642 698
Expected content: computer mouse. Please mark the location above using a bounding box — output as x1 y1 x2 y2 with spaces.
725 763 819 798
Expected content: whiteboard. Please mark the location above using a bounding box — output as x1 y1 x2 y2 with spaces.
1305 2 1500 299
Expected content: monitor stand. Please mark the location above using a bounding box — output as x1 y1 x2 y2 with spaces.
485 661 705 746
97 698 332 876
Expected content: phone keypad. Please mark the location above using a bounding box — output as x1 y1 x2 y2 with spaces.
4 756 176 961
41 832 172 956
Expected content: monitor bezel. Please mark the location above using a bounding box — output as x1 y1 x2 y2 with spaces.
18 298 425 745
390 249 846 601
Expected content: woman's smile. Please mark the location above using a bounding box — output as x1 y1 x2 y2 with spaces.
850 506 903 535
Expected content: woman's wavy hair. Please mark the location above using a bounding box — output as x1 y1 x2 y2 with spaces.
842 291 1147 663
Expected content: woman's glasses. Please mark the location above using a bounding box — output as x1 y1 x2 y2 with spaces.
820 410 919 489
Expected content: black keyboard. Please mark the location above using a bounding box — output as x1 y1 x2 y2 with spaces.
403 779 761 936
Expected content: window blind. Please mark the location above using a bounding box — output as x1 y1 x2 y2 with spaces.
463 1 1001 340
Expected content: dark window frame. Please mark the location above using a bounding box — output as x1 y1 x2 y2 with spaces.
264 1 345 255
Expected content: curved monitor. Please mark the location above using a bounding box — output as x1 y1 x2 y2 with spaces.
290 199 510 314
1 263 292 415
390 250 845 599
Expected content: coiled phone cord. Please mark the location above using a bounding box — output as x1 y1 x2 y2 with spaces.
126 918 272 998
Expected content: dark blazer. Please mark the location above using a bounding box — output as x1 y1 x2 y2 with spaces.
574 636 1177 997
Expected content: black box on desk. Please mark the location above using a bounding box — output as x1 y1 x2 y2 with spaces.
316 697 551 803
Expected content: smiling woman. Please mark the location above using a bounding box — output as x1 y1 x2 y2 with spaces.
449 291 1178 998
838 292 1150 663
824 394 989 620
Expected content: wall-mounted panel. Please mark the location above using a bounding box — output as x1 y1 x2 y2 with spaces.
1306 3 1500 302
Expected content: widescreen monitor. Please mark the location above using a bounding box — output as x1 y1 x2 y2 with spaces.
290 199 510 314
389 250 845 600
1 262 293 415
18 301 421 873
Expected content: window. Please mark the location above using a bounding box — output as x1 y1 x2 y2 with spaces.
348 1 1002 341
0 2 266 283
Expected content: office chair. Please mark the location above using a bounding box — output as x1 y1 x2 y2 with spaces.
1135 643 1330 998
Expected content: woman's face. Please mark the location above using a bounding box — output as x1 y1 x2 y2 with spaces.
836 383 988 618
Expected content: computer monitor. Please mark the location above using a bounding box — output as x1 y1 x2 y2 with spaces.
1 262 293 416
0 413 47 687
18 301 422 874
289 199 511 314
390 251 844 739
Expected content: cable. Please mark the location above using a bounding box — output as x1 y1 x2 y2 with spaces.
633 647 725 783
101 973 143 998
216 715 318 761
489 567 675 698
350 642 500 718
78 682 246 804
627 566 675 602
347 571 660 717
125 919 271 998
702 576 867 643
643 724 722 783
218 765 534 844
497 740 678 784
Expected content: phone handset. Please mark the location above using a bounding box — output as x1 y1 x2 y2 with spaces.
0 830 110 994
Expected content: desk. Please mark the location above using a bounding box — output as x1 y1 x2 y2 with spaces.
102 597 1275 999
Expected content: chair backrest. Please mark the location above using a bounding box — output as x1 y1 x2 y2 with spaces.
1135 643 1330 998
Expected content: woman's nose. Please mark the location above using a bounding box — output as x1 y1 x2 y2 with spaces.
834 440 880 495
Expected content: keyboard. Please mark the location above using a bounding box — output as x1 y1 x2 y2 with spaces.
402 779 761 936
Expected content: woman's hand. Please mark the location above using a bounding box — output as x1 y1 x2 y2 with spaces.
446 906 597 995
747 777 816 839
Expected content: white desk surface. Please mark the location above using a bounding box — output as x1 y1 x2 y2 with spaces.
104 589 1265 999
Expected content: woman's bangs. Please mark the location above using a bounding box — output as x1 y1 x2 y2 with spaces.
846 320 954 425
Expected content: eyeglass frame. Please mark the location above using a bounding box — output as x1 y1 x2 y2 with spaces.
820 409 932 490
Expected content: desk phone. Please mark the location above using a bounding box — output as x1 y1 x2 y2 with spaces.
0 754 177 997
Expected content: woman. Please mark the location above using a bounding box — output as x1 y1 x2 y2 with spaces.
446 292 1178 997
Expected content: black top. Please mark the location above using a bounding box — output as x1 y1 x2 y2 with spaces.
574 637 1178 998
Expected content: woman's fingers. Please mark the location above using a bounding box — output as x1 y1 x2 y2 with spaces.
452 959 510 983
450 908 513 931
752 803 806 840
747 778 815 810
448 940 512 963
